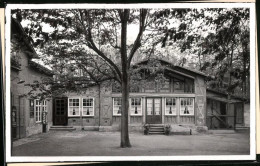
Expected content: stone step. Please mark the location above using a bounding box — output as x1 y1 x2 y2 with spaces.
149 129 165 132
235 126 249 129
50 126 76 131
235 127 249 133
148 131 165 135
149 126 164 129
49 128 76 131
208 130 236 134
50 126 74 128
148 124 165 127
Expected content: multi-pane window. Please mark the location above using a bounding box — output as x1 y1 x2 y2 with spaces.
29 99 34 118
180 98 194 116
68 98 80 116
42 100 47 112
113 98 122 116
35 99 42 122
73 69 83 77
130 98 142 116
82 98 94 116
42 100 48 124
165 98 177 115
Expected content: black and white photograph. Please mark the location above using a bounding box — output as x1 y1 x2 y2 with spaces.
5 3 256 162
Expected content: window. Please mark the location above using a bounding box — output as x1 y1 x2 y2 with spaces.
113 98 122 116
73 69 83 77
165 98 177 115
68 98 80 116
130 98 142 116
180 98 194 116
29 99 34 118
35 100 41 122
174 81 184 91
34 99 47 122
82 98 94 116
159 78 170 92
42 100 47 112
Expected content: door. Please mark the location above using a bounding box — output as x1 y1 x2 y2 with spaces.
235 102 244 124
146 98 162 124
53 98 68 126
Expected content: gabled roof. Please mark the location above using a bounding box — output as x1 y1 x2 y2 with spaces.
11 17 39 59
29 60 54 76
206 88 248 102
134 58 208 78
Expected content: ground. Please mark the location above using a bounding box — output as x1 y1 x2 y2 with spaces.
12 131 250 156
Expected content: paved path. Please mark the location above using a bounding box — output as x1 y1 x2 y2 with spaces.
12 131 250 156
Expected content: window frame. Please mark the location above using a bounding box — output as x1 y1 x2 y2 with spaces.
42 100 47 112
68 97 81 117
35 99 42 123
179 97 195 116
82 97 95 117
165 97 177 116
130 97 142 116
113 97 122 116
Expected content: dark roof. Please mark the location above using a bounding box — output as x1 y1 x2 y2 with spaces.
135 58 208 78
207 88 228 96
29 60 54 76
11 17 39 59
206 88 248 102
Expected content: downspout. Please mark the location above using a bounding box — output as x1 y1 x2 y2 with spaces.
18 95 22 139
98 84 101 129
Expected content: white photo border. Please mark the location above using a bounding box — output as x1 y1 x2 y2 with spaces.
5 2 256 162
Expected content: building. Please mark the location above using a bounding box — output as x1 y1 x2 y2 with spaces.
51 59 249 133
11 18 54 139
206 89 249 130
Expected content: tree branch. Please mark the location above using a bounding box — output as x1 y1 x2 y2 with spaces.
76 9 122 81
127 9 148 67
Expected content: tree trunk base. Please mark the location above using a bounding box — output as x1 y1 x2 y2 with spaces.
120 142 132 148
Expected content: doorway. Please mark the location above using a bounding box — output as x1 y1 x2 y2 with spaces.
53 98 68 126
146 98 162 124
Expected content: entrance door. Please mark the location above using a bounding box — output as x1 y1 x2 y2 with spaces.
146 98 162 124
53 98 68 126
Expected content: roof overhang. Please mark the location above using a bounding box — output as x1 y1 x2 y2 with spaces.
165 67 195 79
11 17 39 59
207 96 243 104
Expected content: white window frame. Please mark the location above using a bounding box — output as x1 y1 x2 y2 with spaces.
73 68 83 77
82 97 95 117
165 97 177 116
113 97 122 116
35 99 42 123
68 98 81 117
130 97 142 116
180 98 194 116
42 100 47 112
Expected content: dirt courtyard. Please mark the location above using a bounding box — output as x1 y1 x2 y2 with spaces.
12 130 250 156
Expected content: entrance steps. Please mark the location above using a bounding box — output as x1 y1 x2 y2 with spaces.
49 126 76 131
235 125 250 133
146 124 165 135
145 124 195 135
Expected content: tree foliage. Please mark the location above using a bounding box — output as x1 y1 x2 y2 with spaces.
160 8 250 98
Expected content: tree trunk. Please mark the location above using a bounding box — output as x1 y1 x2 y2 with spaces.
120 9 131 148
228 44 234 90
242 46 247 98
121 75 131 147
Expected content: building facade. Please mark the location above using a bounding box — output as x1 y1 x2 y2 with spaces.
11 18 53 139
52 59 249 133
